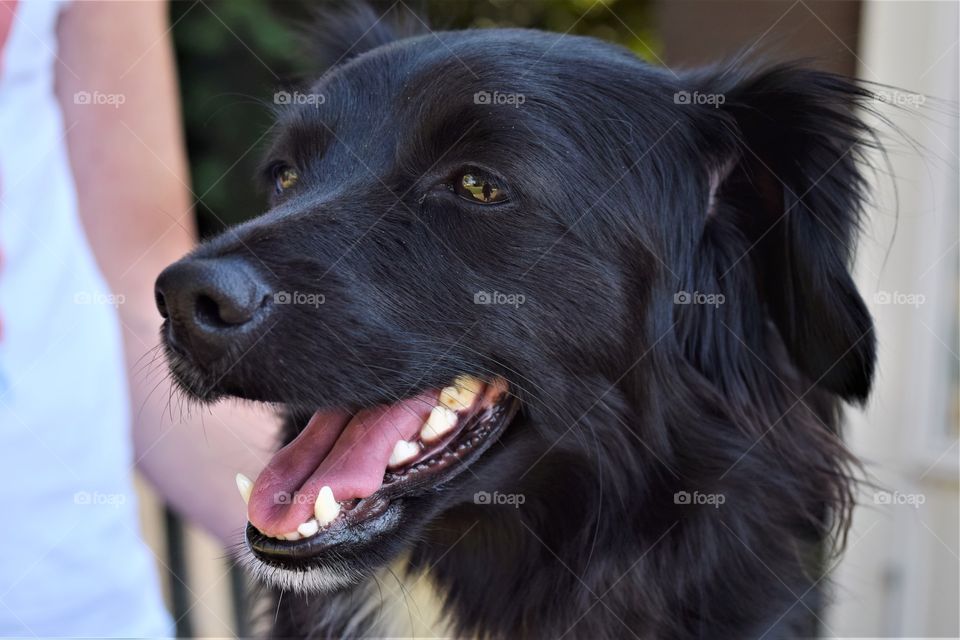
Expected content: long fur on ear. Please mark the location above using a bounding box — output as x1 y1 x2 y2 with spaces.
690 63 878 402
306 2 429 72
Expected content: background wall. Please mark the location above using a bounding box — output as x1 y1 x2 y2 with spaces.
830 2 959 636
139 1 958 636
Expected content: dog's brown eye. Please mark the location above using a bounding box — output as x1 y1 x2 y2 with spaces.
275 166 299 193
454 171 508 204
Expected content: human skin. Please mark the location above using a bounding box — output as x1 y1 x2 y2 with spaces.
54 0 277 545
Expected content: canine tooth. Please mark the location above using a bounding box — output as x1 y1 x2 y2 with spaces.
389 440 421 468
282 531 301 541
420 405 459 444
235 473 253 505
314 486 341 526
297 519 319 537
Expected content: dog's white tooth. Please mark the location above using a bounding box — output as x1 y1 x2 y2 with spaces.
388 440 421 468
314 486 341 527
420 405 459 444
297 519 319 537
438 386 465 410
282 531 301 541
235 473 253 505
440 376 483 411
455 375 484 398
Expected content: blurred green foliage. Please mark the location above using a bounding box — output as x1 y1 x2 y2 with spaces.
171 0 657 236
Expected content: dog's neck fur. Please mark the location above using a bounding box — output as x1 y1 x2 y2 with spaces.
272 556 457 639
365 559 455 638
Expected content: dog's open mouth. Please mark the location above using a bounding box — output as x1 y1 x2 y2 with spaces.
239 376 518 566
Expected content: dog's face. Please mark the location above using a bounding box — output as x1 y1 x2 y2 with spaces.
157 29 657 589
156 14 876 619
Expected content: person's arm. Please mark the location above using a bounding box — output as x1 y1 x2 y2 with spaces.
54 0 277 544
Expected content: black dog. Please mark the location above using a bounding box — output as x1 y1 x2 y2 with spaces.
156 7 878 638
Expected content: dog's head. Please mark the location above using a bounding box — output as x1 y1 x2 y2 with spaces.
156 6 875 619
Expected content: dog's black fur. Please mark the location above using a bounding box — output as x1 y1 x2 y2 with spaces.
162 6 881 638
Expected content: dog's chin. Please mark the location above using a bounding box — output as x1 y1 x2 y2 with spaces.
166 350 521 595
237 549 367 594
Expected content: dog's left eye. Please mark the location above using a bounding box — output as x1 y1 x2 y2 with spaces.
453 170 508 205
273 166 299 193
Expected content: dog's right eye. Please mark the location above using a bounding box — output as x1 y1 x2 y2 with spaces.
273 165 299 194
453 169 508 205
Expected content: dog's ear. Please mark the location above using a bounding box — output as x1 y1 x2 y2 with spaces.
307 2 428 71
693 64 877 402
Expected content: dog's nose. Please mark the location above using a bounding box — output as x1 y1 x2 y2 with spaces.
155 257 271 360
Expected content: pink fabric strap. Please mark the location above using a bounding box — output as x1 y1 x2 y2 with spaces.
0 1 14 344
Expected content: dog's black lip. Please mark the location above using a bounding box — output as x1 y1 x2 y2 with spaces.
246 394 520 568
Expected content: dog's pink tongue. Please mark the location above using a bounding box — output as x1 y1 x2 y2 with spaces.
247 393 436 536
